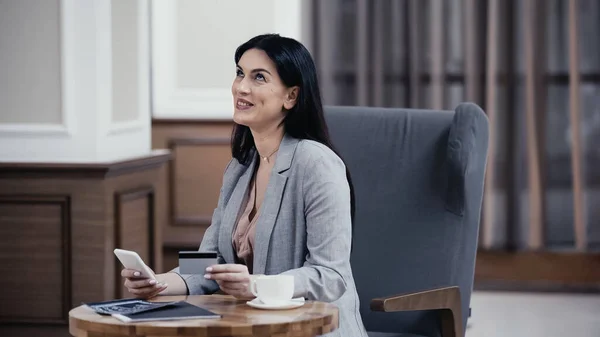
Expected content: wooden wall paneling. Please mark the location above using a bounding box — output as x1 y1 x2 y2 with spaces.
568 0 586 251
152 121 233 249
0 195 71 324
0 152 170 337
475 251 600 292
113 186 155 298
104 163 167 278
168 137 231 227
166 137 231 249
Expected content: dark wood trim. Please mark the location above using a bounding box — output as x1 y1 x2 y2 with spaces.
370 286 462 337
474 280 600 293
475 250 600 292
114 186 155 298
0 150 172 179
0 195 71 325
167 137 230 227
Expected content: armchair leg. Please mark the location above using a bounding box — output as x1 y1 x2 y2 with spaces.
440 308 461 337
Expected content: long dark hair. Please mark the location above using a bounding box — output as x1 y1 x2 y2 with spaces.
231 33 356 229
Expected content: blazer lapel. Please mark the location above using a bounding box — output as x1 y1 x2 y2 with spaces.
253 134 299 275
218 156 257 264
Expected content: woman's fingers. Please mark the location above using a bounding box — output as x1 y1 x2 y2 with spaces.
121 268 146 279
206 264 247 273
124 277 162 289
127 284 168 298
217 280 248 291
128 283 168 298
120 267 166 299
205 272 248 282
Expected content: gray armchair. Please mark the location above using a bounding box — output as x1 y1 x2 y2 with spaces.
324 103 489 337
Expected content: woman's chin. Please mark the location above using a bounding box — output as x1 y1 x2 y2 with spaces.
233 111 254 126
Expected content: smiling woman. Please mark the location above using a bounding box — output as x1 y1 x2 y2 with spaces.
120 34 367 337
231 48 294 147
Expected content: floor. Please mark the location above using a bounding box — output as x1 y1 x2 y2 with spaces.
465 291 600 337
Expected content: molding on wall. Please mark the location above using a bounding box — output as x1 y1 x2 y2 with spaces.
106 0 149 137
0 149 171 179
167 137 230 227
113 186 155 299
150 0 303 120
0 0 74 138
0 194 72 324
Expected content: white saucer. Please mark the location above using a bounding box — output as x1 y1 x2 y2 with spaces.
246 297 305 310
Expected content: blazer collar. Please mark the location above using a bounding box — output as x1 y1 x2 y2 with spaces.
252 133 300 274
219 133 300 270
272 133 299 174
218 155 257 265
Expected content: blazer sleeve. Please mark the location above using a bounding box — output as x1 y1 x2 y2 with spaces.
280 152 352 302
168 160 233 295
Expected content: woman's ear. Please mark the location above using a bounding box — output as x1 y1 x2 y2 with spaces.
283 86 299 110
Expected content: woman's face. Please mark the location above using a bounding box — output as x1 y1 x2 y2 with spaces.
231 48 297 131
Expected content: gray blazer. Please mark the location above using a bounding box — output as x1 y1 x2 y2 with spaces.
172 133 368 337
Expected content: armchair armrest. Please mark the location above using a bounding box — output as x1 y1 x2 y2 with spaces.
370 286 462 337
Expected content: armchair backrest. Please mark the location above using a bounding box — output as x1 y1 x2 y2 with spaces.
324 103 489 336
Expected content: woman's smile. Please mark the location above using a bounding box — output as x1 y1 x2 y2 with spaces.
236 98 254 111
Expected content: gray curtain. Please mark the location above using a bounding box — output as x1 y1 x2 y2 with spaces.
309 0 600 251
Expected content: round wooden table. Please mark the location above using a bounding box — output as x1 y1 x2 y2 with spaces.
69 295 338 337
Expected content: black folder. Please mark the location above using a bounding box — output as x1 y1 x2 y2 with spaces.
85 298 220 323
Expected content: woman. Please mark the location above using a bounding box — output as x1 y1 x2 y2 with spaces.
121 34 368 337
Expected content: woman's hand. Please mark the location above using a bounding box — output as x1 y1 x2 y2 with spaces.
121 268 168 299
204 264 254 299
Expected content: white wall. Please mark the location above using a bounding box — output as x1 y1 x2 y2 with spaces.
151 0 305 120
0 0 151 162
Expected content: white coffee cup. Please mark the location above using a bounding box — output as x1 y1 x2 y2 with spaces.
250 275 294 306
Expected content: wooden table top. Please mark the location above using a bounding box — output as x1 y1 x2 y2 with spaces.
69 295 339 337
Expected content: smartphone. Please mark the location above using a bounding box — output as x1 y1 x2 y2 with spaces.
179 251 219 274
114 249 156 280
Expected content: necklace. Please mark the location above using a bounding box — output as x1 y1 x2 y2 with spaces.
258 146 279 163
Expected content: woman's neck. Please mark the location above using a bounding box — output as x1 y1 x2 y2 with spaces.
251 123 285 161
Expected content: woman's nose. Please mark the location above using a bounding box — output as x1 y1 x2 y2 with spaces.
236 78 251 94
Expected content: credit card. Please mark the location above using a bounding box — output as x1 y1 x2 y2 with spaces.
178 251 218 274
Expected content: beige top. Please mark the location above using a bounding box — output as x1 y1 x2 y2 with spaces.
232 177 259 273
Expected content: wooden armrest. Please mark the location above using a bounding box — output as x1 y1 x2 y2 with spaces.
370 286 462 337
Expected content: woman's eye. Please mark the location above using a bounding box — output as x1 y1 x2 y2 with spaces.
236 69 243 77
255 73 265 81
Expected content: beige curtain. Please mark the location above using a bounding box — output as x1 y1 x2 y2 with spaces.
310 0 600 251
